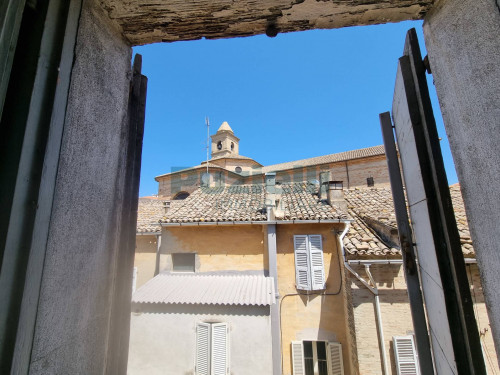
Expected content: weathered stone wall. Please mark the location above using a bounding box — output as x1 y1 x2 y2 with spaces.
27 0 133 373
423 0 500 358
98 0 435 45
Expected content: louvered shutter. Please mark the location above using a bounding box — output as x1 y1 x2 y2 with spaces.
211 323 229 375
393 335 420 375
309 235 325 290
196 323 211 375
291 341 305 375
294 235 311 290
327 342 344 375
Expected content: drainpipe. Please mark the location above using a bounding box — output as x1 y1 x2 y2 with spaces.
265 173 281 375
338 223 389 375
154 233 161 276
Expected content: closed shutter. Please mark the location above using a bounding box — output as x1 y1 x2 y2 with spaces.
196 323 211 375
211 323 229 375
327 342 344 375
393 335 419 375
308 235 325 290
294 235 311 290
291 341 305 375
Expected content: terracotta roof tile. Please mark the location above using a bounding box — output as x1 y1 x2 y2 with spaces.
344 185 475 257
136 198 164 233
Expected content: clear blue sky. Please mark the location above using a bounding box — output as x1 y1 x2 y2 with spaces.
133 20 458 197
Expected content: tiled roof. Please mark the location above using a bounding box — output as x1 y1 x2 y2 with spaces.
344 188 397 227
136 198 164 233
159 183 350 223
132 273 275 306
279 183 350 220
344 185 475 257
261 145 385 173
161 184 267 223
343 211 400 257
449 184 474 256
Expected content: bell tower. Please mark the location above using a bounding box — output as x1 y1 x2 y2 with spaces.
211 121 240 158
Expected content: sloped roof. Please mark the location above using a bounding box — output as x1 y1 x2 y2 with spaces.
344 185 475 257
217 121 233 133
161 184 267 223
261 145 385 173
343 211 400 257
136 198 164 233
159 183 350 223
279 183 350 221
132 273 275 306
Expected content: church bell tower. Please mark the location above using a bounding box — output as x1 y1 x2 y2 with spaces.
211 121 240 158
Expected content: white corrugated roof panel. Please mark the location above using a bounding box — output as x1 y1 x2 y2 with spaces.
132 273 275 306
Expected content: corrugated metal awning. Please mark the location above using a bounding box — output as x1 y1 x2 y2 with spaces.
132 273 275 306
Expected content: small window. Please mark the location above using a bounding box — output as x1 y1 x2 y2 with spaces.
231 142 234 150
235 166 242 173
196 322 229 375
172 253 195 272
173 191 190 200
292 341 343 375
367 177 374 187
217 141 222 150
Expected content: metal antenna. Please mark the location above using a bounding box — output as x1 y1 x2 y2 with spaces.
205 117 210 176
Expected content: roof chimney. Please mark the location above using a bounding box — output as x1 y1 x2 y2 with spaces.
327 181 347 211
319 171 331 201
265 173 276 220
163 201 171 214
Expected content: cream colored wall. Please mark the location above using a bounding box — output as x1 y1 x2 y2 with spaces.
276 223 355 375
160 225 267 272
350 262 498 375
466 264 498 374
350 264 413 375
134 235 158 289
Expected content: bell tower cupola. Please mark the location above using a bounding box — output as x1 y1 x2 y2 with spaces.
211 121 240 158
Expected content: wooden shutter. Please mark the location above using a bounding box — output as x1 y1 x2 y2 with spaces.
211 323 229 375
196 323 211 375
393 335 419 375
327 342 344 375
291 341 305 375
308 235 325 290
294 235 311 290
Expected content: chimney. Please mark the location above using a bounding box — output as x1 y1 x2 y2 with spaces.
265 173 276 220
319 171 331 201
163 201 171 214
327 181 347 211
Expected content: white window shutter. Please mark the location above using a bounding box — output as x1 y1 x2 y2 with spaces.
393 335 420 375
294 235 311 290
308 235 325 290
291 341 305 375
196 323 211 375
327 342 344 375
211 323 229 375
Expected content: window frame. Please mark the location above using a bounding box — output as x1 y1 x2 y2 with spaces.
293 234 326 291
195 322 230 375
291 340 344 375
171 253 196 272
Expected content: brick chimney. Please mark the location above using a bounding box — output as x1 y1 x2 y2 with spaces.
319 171 331 201
265 173 276 220
327 181 347 211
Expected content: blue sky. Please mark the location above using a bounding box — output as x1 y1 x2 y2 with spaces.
133 20 458 197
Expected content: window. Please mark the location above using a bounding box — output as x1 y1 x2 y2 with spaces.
234 166 242 173
196 322 229 375
217 141 222 150
393 335 420 375
292 341 343 375
172 253 195 272
367 177 374 187
173 191 190 200
294 235 325 291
